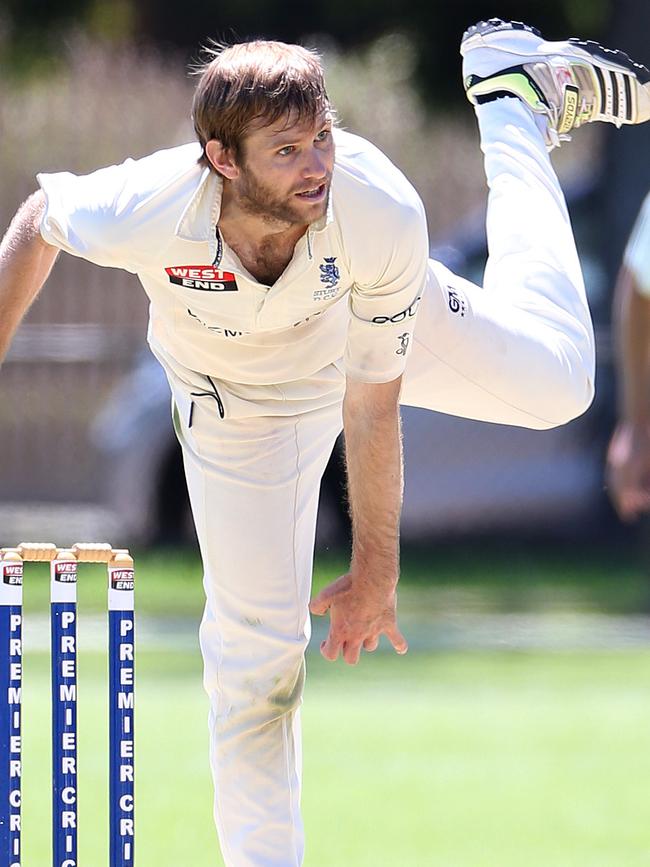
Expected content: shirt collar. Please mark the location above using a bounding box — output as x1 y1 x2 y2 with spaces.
310 181 334 233
174 166 223 244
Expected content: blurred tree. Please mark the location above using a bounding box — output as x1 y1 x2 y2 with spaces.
0 0 616 96
0 0 137 75
85 0 136 43
134 0 612 105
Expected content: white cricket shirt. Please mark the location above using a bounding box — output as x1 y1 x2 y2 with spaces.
38 129 428 412
624 191 650 296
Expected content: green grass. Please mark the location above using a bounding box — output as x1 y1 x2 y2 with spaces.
18 538 650 617
304 652 650 867
18 647 650 866
14 543 650 864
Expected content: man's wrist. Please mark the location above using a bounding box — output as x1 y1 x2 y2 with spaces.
349 552 400 589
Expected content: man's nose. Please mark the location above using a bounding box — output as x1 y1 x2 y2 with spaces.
302 147 328 179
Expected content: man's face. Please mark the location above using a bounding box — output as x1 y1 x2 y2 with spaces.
232 110 335 226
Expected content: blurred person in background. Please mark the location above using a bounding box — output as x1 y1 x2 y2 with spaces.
2 17 650 867
607 193 650 519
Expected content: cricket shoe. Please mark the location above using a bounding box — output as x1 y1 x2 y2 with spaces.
461 18 650 148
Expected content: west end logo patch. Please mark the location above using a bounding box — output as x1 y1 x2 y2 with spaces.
165 266 238 292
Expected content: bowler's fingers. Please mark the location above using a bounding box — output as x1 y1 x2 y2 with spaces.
385 623 408 655
322 628 376 663
309 588 334 616
320 631 341 662
343 641 363 665
341 624 407 662
309 575 350 616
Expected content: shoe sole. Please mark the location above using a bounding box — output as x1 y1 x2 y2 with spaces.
462 17 650 85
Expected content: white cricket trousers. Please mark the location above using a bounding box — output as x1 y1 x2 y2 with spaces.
170 98 595 867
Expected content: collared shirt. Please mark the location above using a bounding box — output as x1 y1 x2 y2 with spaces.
624 191 650 296
38 129 428 410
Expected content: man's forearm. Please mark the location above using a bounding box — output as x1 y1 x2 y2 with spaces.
343 377 403 586
309 376 407 664
615 266 650 425
0 192 58 364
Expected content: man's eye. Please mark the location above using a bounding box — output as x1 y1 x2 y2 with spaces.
316 129 330 142
278 145 295 156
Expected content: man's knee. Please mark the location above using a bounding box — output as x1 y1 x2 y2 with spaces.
534 367 595 429
560 373 595 424
210 652 307 739
266 657 306 716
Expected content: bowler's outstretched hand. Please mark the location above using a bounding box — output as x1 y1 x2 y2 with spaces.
309 572 408 664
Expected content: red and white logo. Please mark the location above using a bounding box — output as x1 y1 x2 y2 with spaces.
3 564 23 586
55 561 77 583
111 569 134 592
165 266 238 292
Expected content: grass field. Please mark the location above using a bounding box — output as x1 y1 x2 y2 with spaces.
14 544 650 865
18 537 650 617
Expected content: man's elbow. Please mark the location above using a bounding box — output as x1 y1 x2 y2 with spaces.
343 375 402 420
3 190 48 251
23 190 49 242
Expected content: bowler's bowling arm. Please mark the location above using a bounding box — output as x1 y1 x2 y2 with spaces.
343 374 403 588
0 191 59 365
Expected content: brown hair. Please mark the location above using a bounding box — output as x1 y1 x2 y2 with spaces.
192 41 332 169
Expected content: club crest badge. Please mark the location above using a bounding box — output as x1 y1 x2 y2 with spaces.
319 257 340 289
314 256 341 302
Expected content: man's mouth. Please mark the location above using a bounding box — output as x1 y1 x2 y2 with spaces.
295 183 327 200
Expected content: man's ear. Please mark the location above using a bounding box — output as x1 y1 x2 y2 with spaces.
205 140 240 179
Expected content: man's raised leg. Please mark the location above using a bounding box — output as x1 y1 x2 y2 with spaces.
403 19 650 429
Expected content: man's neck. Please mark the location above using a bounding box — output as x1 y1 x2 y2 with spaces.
218 182 308 252
218 183 309 285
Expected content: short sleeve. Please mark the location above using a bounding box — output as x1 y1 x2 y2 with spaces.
344 195 429 383
624 192 650 296
38 159 139 273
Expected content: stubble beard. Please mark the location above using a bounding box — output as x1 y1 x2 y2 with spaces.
236 166 331 227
